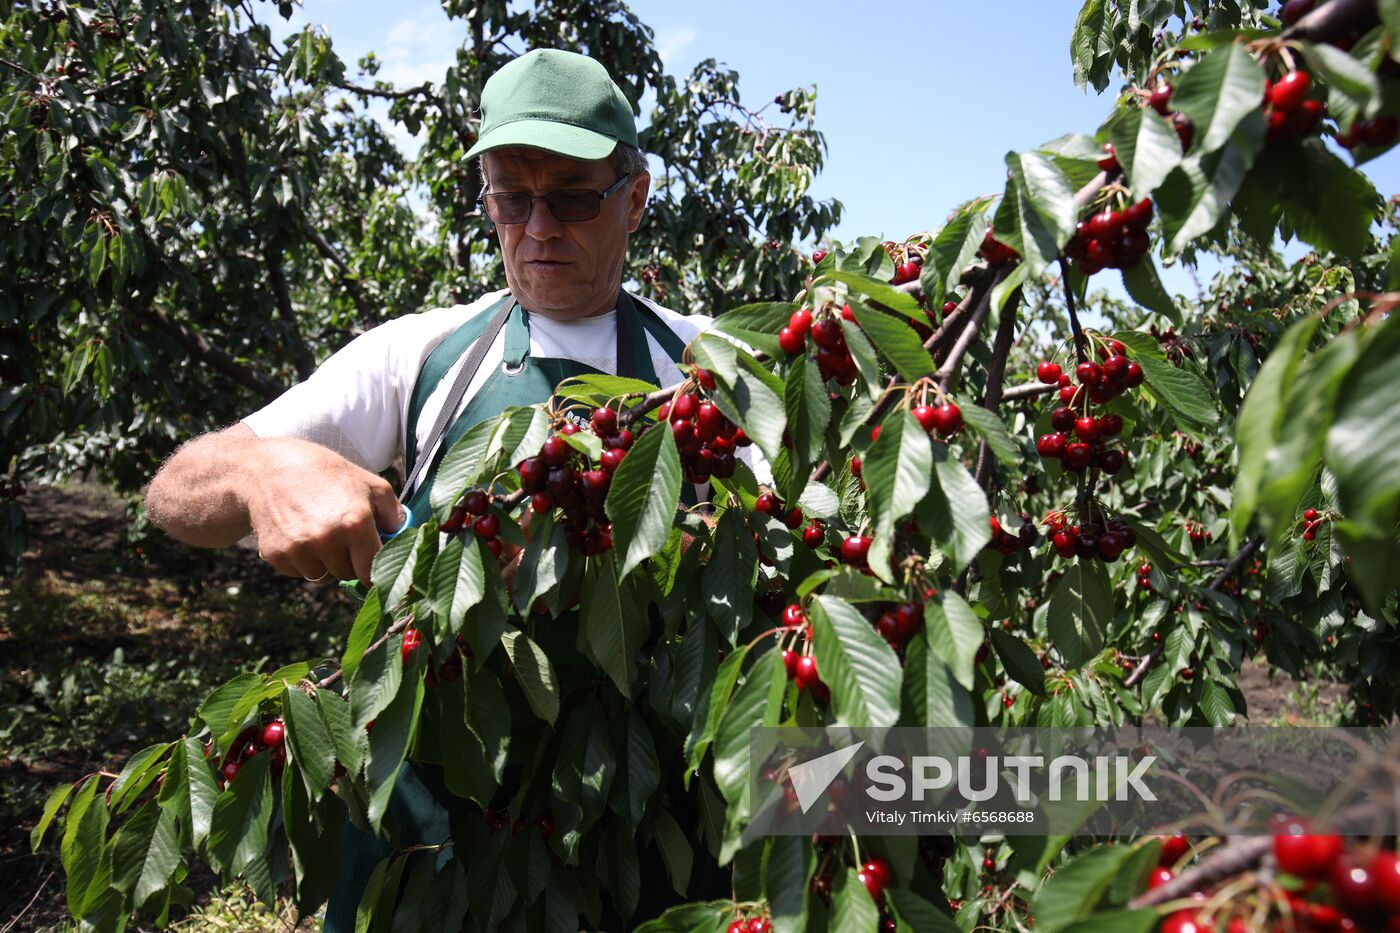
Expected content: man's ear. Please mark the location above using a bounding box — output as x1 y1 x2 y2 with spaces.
625 171 650 234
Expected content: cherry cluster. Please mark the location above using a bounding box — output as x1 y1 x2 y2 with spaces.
985 512 1039 557
1142 81 1197 151
1136 561 1154 591
778 305 860 385
401 627 471 687
777 610 830 703
870 600 925 651
210 717 286 787
1063 198 1154 275
1043 509 1138 563
516 408 635 554
440 487 505 557
1337 114 1399 150
753 491 804 530
1035 347 1141 477
725 915 771 933
1186 519 1211 552
480 805 555 840
1262 70 1323 143
880 239 924 285
977 225 1020 265
657 388 748 485
1299 506 1330 541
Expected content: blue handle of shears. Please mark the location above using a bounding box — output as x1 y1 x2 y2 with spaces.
378 505 416 543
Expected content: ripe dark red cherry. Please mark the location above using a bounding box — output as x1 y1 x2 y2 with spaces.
401 628 423 661
803 522 825 548
694 367 717 391
1097 143 1119 171
1371 849 1400 912
601 448 626 473
812 248 829 264
1124 198 1154 230
840 535 872 566
810 318 842 349
540 436 570 467
1269 70 1311 113
1076 361 1104 385
912 405 938 433
863 856 892 888
1074 416 1100 441
581 469 611 499
1037 361 1063 384
754 493 779 515
892 261 920 284
590 407 617 437
1282 0 1315 26
222 761 241 783
671 394 697 421
1149 83 1173 116
1064 443 1093 471
531 492 552 514
473 514 500 538
1159 833 1190 866
1273 822 1343 879
784 508 803 529
777 326 803 355
1331 854 1380 915
463 490 489 515
1303 508 1320 521
696 402 724 439
518 457 547 492
1098 449 1126 474
1160 910 1211 933
1123 361 1145 387
930 403 963 436
794 655 820 691
1086 211 1120 241
782 648 799 679
1146 867 1174 890
1037 433 1067 458
1099 413 1124 436
782 604 806 627
261 720 285 748
1051 407 1077 433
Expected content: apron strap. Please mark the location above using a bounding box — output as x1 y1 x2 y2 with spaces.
401 298 515 503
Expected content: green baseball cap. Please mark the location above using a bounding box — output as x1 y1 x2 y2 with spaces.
465 49 639 162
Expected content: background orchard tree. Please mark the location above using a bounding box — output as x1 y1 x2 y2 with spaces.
16 0 1400 931
0 0 839 573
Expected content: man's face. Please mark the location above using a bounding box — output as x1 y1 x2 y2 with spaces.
482 147 648 320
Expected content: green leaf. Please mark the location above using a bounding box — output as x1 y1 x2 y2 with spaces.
1303 42 1380 127
1114 332 1219 434
501 629 559 725
626 709 659 824
60 777 109 917
1157 138 1258 253
700 508 758 641
208 752 272 876
713 649 780 807
1231 315 1322 543
991 629 1048 696
704 346 789 467
1047 562 1113 669
111 802 180 903
364 662 425 827
1121 258 1181 326
1106 106 1184 199
555 374 662 406
763 835 810 933
283 687 337 792
584 553 648 696
30 781 75 852
824 270 925 321
196 672 262 743
166 737 219 850
370 526 421 612
1031 845 1134 932
429 534 486 635
109 742 174 814
925 592 984 691
995 151 1077 276
429 418 501 516
652 809 694 898
844 305 933 375
781 353 832 500
960 405 1019 466
916 444 992 572
920 199 992 311
709 302 794 358
903 632 976 727
832 867 880 931
688 643 751 775
1070 0 1113 91
605 414 683 580
1282 140 1382 259
511 516 568 614
863 411 933 541
1171 43 1267 154
340 589 384 685
811 595 902 727
632 900 730 933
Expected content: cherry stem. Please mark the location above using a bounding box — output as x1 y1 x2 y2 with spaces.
316 613 413 689
1058 257 1089 365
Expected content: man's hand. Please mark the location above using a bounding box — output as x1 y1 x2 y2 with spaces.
145 424 403 587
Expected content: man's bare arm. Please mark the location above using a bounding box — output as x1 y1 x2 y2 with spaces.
145 424 403 586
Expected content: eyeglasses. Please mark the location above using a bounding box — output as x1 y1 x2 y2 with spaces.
478 173 632 224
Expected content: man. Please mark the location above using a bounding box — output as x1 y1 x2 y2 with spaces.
145 48 715 581
145 48 736 929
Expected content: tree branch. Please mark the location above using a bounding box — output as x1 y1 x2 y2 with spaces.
974 289 1023 487
305 227 370 318
1001 381 1059 402
263 244 316 381
135 306 285 402
935 265 1014 390
315 614 412 689
1124 537 1264 687
334 79 439 103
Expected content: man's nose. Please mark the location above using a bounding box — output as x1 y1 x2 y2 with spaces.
524 198 564 241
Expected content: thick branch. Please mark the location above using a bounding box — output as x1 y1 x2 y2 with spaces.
1002 381 1059 402
306 227 370 318
263 245 316 381
136 306 285 402
974 290 1022 487
934 265 1014 390
335 79 439 103
1124 537 1264 687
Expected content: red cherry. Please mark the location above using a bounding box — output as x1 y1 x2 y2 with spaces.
1074 416 1100 441
1331 854 1380 915
590 407 618 437
1076 361 1104 385
600 448 626 473
1268 70 1311 113
930 403 963 436
473 514 500 538
803 523 825 548
695 367 717 391
1146 867 1174 890
727 922 746 933
851 456 862 477
558 422 579 436
1097 143 1119 171
1086 210 1120 241
1124 198 1154 231
402 627 423 661
1063 443 1093 471
812 248 829 264
1282 0 1315 26
1149 83 1173 116
811 318 842 349
1361 115 1399 147
260 720 285 749
1272 820 1343 879
531 492 553 514
1037 361 1063 384
892 261 920 285
794 655 820 691
671 394 698 421
788 307 813 338
863 856 892 888
747 918 771 933
463 490 489 515
1123 361 1145 387
784 507 803 529
840 535 872 566
1370 849 1400 912
781 649 799 679
754 492 779 515
782 604 806 627
1303 508 1320 521
696 402 725 440
1097 449 1126 475
911 404 938 433
777 326 803 354
1037 433 1067 458
858 867 886 900
1099 413 1124 436
581 469 611 500
1051 407 1077 433
540 436 570 466
1059 385 1078 403
518 457 547 492
222 761 241 783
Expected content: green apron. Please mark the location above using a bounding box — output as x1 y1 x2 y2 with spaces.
323 291 688 933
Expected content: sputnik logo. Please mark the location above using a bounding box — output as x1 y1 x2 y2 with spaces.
786 741 865 814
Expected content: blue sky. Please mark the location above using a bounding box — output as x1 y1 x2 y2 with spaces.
268 0 1399 302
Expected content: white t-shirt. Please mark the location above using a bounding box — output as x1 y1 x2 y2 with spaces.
242 290 767 491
